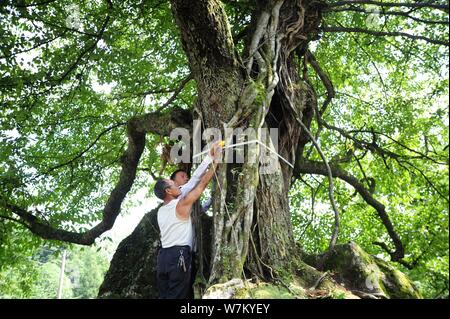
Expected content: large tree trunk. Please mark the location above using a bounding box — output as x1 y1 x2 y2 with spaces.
170 0 323 283
97 0 421 299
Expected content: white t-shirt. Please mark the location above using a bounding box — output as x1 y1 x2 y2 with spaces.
157 199 193 249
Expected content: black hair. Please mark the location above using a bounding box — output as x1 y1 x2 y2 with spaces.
170 169 187 181
154 179 169 200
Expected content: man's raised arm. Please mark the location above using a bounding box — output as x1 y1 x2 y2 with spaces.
179 153 213 198
176 145 221 220
179 141 222 198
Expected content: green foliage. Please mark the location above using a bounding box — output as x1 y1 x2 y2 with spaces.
65 246 110 298
0 0 186 272
0 254 40 298
31 262 74 299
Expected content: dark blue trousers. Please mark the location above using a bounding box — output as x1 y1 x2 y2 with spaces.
157 245 192 299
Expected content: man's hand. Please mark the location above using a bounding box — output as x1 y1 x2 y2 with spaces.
209 141 223 161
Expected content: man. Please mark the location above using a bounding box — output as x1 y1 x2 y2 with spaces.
170 169 212 213
169 163 214 299
153 142 221 299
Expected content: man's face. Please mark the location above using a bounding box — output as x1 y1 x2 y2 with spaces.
173 171 189 186
165 179 181 198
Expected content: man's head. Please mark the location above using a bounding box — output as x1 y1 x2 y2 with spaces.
154 179 181 200
170 169 189 186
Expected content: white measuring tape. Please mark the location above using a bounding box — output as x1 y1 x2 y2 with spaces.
192 139 294 169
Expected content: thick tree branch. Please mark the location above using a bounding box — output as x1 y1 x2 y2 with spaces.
322 26 449 46
2 120 144 245
294 159 405 261
305 50 335 116
372 241 410 267
301 49 336 161
1 108 192 245
131 107 192 136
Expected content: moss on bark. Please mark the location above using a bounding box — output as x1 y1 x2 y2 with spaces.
306 241 422 299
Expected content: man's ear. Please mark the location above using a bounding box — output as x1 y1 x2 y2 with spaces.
166 187 175 196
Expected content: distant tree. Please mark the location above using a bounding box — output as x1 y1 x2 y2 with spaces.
66 246 110 298
0 245 109 298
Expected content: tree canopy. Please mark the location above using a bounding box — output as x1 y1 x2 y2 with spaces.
0 0 448 298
